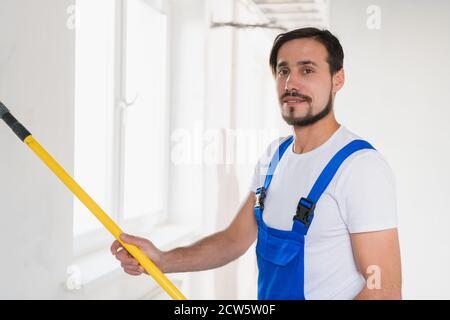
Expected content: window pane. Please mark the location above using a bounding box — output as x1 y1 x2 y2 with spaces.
74 0 115 235
123 0 167 219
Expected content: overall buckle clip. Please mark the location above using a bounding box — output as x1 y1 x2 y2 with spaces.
255 187 267 210
294 197 315 227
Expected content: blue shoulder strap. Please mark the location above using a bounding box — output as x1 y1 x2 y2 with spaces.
254 136 293 210
263 136 294 190
296 139 375 228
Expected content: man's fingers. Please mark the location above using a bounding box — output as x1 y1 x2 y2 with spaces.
112 233 155 277
115 250 139 265
111 240 123 255
122 262 144 275
112 233 149 256
121 262 141 272
120 233 148 247
127 265 145 274
124 269 142 276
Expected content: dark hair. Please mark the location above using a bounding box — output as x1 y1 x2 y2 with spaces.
269 27 344 76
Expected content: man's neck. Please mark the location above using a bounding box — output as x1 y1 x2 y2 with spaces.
292 114 341 154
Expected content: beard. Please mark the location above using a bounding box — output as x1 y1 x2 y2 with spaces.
282 91 333 127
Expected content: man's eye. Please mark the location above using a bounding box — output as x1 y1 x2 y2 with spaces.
278 69 289 76
303 68 314 75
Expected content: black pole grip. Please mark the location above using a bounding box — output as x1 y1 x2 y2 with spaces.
0 100 9 118
0 101 32 141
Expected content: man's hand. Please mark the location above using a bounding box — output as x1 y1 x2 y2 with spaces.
110 233 164 276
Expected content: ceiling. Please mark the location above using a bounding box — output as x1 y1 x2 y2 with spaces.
252 0 330 31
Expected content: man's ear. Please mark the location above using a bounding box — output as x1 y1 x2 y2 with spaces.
332 68 345 93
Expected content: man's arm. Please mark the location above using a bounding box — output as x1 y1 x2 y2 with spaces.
111 192 257 275
351 228 402 299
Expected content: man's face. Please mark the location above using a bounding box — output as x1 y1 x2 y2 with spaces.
275 38 340 127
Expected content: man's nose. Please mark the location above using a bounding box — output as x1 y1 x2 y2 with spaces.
284 73 301 92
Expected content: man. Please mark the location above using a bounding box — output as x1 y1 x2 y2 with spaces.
111 28 402 300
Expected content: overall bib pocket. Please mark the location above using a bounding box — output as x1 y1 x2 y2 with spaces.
256 226 305 299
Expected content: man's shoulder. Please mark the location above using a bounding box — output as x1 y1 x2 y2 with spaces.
329 126 394 189
334 146 395 196
336 126 388 166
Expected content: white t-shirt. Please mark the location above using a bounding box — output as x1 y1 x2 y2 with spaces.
249 125 398 300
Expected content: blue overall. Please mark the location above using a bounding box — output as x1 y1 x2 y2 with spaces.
254 136 375 300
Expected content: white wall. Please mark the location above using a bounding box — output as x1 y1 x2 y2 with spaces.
0 0 75 298
330 0 450 299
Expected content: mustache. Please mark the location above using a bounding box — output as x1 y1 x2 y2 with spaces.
281 90 312 102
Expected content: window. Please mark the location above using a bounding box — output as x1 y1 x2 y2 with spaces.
121 0 168 223
74 0 169 255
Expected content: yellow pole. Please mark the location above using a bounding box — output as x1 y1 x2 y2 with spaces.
1 100 186 299
22 136 186 300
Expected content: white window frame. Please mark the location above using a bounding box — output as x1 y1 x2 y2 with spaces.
74 0 171 257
